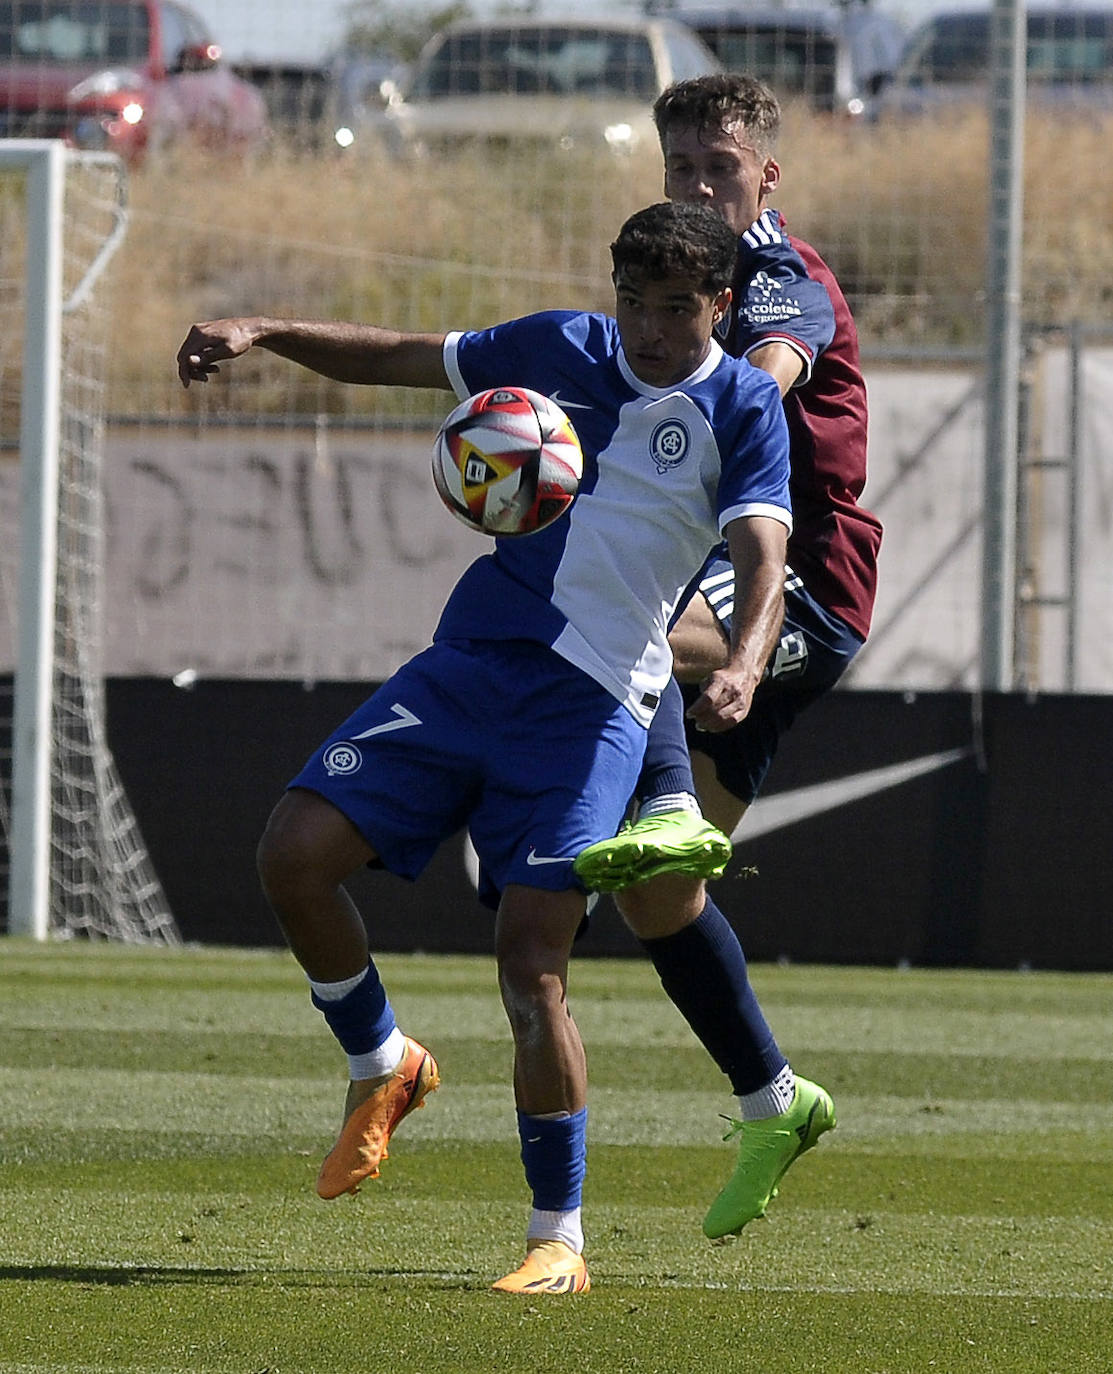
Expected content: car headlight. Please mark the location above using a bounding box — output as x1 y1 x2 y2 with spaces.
603 122 636 151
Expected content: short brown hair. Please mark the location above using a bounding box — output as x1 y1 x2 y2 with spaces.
653 73 781 156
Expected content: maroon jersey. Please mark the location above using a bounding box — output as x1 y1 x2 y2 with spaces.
726 209 881 640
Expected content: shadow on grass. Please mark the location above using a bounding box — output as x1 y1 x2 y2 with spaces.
0 1263 481 1289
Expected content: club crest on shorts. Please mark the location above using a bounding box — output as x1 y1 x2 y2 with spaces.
323 742 363 776
649 418 691 474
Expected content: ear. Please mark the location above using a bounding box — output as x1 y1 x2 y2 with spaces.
760 157 781 199
712 286 732 325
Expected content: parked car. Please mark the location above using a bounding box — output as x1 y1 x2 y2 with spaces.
366 16 722 158
0 0 269 161
675 5 905 116
327 50 408 150
872 6 1113 116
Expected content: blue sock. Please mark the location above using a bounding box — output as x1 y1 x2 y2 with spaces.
640 898 787 1096
517 1108 587 1211
310 959 396 1055
637 677 695 801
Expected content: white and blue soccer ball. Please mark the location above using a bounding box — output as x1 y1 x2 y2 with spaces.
432 386 583 537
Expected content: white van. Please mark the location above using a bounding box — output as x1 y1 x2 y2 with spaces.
372 16 721 157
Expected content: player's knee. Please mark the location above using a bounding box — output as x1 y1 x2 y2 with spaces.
616 872 707 940
256 791 356 905
256 815 311 906
497 952 568 1040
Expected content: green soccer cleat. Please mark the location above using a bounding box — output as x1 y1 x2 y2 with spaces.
702 1077 836 1239
573 810 732 892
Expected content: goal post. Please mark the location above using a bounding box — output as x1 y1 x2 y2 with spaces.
1 141 178 943
6 140 65 941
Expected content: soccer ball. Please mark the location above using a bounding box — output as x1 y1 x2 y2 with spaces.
432 386 583 537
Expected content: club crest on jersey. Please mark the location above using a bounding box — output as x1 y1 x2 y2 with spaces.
743 270 803 325
649 418 691 473
323 742 363 776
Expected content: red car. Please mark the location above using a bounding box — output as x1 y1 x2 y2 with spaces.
0 0 268 161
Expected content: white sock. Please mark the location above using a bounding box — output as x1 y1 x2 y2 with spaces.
737 1063 796 1121
346 1026 406 1083
527 1207 584 1255
636 791 702 820
308 967 368 1001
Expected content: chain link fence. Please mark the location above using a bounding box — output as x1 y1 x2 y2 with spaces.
5 0 1111 694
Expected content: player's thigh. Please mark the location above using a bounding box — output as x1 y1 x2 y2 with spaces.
470 657 646 899
287 644 483 880
683 684 789 808
669 591 730 683
684 581 865 807
690 750 750 836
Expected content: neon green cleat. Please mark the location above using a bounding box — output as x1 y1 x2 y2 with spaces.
703 1077 836 1239
573 810 732 892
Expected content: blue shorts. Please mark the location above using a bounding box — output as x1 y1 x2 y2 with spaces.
682 559 865 804
289 638 646 909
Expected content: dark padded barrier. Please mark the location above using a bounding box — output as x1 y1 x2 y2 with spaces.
3 678 1111 969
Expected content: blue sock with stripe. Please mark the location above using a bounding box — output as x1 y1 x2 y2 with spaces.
309 959 396 1055
517 1107 587 1212
640 898 786 1096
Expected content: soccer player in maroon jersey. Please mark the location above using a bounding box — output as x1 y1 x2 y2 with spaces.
576 74 882 1240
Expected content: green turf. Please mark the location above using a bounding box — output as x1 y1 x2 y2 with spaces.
1 943 1111 1373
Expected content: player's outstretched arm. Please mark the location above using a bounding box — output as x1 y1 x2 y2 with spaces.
176 317 450 391
685 513 786 733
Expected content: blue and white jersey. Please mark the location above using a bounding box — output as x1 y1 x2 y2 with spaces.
437 310 792 726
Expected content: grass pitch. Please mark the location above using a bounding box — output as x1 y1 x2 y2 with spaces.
1 943 1111 1374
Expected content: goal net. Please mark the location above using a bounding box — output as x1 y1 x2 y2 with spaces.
0 143 178 943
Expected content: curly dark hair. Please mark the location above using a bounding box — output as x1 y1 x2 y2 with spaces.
609 202 737 296
652 73 781 155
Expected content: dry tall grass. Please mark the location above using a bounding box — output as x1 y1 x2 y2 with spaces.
107 106 1113 419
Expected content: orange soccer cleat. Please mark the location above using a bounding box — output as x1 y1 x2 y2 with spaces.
491 1240 591 1295
316 1037 440 1199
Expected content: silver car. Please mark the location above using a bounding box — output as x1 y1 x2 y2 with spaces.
369 16 722 157
872 6 1113 117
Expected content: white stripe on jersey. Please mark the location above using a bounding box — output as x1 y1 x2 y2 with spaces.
699 562 803 628
742 210 784 250
699 568 734 594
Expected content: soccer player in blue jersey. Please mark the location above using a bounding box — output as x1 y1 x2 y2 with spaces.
575 74 883 1240
176 201 793 1295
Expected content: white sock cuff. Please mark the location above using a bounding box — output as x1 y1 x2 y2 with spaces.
737 1063 796 1121
308 965 368 1001
347 1026 406 1082
636 792 701 820
527 1207 584 1255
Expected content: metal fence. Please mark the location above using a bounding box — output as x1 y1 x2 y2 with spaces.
3 0 1111 696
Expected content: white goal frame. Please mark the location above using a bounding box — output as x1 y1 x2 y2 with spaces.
5 141 66 939
4 140 131 940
